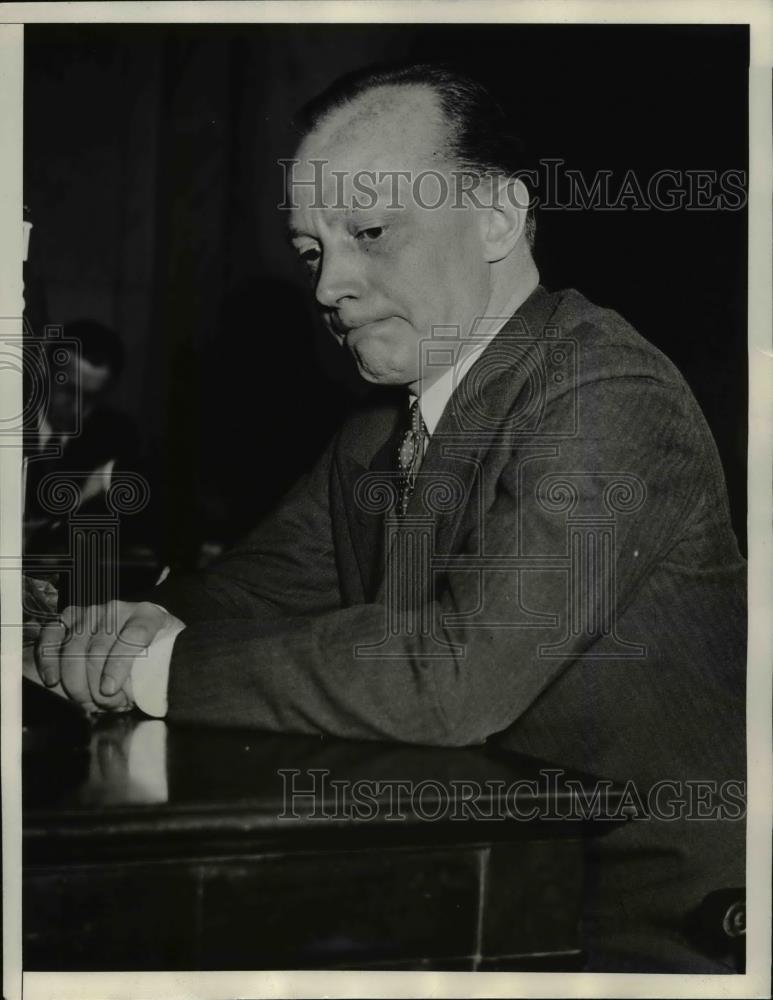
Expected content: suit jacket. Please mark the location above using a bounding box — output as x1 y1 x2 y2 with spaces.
24 405 166 607
155 285 746 970
25 406 140 538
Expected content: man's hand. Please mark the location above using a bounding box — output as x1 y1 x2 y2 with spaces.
34 601 171 712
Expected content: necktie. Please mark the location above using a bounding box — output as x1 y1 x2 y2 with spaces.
396 398 427 516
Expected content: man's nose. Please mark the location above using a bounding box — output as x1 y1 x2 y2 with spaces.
314 246 363 309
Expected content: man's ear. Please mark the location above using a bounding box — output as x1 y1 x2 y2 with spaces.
479 177 530 263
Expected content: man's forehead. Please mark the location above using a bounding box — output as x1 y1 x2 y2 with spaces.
296 84 447 176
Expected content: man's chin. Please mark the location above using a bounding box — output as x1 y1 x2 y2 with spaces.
355 359 417 386
356 365 414 386
350 344 418 387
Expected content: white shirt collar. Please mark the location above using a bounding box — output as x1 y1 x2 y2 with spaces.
412 283 539 436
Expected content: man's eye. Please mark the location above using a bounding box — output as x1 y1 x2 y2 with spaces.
356 226 385 242
298 246 321 267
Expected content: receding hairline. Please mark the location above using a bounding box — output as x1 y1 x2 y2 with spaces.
292 64 538 248
298 81 453 162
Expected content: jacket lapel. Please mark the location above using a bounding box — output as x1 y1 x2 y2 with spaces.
402 285 558 552
339 285 560 603
338 399 405 601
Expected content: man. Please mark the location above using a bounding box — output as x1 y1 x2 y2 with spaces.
24 319 139 549
32 64 746 972
23 320 152 607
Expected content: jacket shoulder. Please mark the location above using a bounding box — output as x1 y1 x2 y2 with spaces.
547 288 687 390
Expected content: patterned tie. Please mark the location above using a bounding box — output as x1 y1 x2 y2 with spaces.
396 398 427 516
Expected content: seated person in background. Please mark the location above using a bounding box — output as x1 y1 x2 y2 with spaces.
25 319 138 538
31 64 746 973
24 320 154 602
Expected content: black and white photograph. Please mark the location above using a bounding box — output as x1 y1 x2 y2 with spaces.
1 2 771 998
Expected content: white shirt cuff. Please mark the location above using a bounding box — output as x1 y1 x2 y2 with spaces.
130 608 186 718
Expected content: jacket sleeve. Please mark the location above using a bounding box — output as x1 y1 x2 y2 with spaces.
150 438 342 624
166 375 734 745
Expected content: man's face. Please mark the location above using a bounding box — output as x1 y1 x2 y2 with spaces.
47 355 111 432
288 86 491 389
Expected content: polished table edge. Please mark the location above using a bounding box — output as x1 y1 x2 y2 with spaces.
23 716 629 864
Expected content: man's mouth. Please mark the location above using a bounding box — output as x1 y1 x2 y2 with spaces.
332 317 391 339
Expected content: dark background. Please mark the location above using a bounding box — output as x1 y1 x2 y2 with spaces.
24 23 748 563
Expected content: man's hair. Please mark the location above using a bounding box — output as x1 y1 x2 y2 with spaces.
297 62 536 248
59 319 125 380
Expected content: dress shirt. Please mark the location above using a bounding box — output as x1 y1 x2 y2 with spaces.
131 282 537 718
412 284 535 434
27 414 117 513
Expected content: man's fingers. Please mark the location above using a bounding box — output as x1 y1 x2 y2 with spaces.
59 605 79 629
59 604 104 705
84 604 132 706
36 601 164 709
85 651 131 709
75 601 137 708
100 605 166 698
36 613 74 686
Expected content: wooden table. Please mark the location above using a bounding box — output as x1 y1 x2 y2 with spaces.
23 713 624 971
